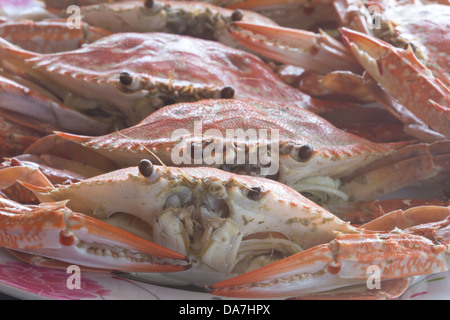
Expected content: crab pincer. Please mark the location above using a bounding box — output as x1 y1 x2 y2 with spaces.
0 197 190 273
208 206 450 299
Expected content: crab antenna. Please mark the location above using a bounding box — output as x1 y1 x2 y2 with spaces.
115 130 169 171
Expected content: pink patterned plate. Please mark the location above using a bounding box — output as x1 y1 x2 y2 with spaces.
0 247 448 300
0 248 217 300
400 273 450 300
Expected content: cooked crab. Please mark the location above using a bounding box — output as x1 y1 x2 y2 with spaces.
0 32 350 128
23 99 450 209
0 162 449 298
0 161 358 286
208 204 450 298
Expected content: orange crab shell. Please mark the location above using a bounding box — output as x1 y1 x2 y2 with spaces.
55 98 403 169
3 32 353 126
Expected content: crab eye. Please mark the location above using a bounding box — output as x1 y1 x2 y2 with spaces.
220 86 235 99
139 159 153 177
231 9 244 22
291 144 314 162
246 186 264 201
119 72 133 86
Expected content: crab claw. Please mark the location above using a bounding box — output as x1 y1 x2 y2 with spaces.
340 27 450 141
228 21 362 74
208 206 450 299
207 242 360 298
0 198 190 273
227 0 371 33
208 233 448 299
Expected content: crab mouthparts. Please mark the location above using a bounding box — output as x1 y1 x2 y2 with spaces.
148 189 302 274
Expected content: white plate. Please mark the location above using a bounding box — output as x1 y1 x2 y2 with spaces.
0 247 449 300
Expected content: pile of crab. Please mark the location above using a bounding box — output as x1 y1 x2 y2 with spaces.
0 0 448 299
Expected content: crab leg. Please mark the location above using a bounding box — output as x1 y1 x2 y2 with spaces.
298 70 374 103
228 21 362 74
339 141 450 202
0 71 113 136
329 198 450 225
340 27 450 141
227 0 372 33
226 20 370 103
0 155 97 204
0 109 52 159
0 197 190 273
208 206 450 298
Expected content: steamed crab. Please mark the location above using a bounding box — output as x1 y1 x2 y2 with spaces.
0 66 117 159
0 161 449 298
0 31 350 130
15 99 450 223
0 161 358 285
73 0 278 52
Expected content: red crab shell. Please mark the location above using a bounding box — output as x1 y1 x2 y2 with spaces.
6 32 352 126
